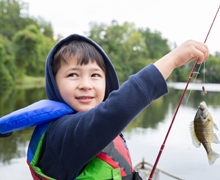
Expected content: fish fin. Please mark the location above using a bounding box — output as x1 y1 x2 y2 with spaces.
208 150 220 165
214 123 219 131
204 119 211 127
212 133 220 144
190 121 201 148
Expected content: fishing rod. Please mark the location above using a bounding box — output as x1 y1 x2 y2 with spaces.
148 5 220 180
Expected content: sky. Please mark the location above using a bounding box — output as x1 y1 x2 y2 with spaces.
24 0 220 54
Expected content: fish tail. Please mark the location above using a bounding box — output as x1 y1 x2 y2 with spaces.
208 150 220 165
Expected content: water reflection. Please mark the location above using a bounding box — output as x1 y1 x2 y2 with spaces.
0 128 33 164
126 86 220 133
0 87 47 117
0 87 47 165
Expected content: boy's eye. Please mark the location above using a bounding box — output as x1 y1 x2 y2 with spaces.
68 73 78 77
91 73 100 77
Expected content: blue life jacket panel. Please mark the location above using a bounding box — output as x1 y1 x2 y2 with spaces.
0 100 73 134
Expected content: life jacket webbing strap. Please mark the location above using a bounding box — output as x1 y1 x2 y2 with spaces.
100 136 133 176
114 136 133 169
27 159 51 180
27 123 55 180
96 152 127 176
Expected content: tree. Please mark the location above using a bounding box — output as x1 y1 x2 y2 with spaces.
88 20 148 81
34 16 54 39
13 24 54 78
0 0 56 86
139 28 170 59
168 65 190 82
0 0 30 39
0 34 15 86
205 55 220 83
0 0 54 40
214 51 220 58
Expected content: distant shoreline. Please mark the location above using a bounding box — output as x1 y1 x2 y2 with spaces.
16 76 45 89
167 82 220 92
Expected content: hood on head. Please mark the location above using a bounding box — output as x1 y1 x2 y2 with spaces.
45 34 119 106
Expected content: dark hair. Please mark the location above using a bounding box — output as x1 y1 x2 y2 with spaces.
52 41 106 76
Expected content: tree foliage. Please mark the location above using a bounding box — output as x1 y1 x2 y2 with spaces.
204 55 220 83
0 0 55 85
139 28 170 59
0 0 220 87
0 0 53 40
13 24 54 77
0 34 15 87
87 20 220 83
88 20 169 81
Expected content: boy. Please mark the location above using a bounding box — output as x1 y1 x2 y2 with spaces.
2 34 209 179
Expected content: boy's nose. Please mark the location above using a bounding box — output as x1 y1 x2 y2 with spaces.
78 79 93 90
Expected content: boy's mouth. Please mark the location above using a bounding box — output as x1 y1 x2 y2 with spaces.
76 96 93 103
76 96 93 99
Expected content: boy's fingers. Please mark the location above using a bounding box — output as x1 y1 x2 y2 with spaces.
193 48 206 64
189 41 209 64
195 42 209 61
182 40 209 63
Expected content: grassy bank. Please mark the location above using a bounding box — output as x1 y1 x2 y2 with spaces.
16 75 45 89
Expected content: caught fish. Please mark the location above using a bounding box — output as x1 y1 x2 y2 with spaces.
190 101 220 165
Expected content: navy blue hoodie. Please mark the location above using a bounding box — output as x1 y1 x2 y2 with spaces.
38 34 168 179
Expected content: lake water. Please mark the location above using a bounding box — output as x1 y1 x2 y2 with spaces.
0 83 220 180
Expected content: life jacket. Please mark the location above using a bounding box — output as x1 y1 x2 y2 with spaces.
27 122 142 180
0 99 141 180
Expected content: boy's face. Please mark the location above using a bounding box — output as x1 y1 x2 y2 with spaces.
55 56 106 112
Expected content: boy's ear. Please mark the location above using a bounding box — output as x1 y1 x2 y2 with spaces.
0 132 13 138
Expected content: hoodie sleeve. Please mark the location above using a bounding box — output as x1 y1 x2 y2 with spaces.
37 64 168 179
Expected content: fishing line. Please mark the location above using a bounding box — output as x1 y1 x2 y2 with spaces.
184 62 203 106
202 61 207 101
184 56 207 106
169 62 203 152
148 5 220 180
203 61 206 84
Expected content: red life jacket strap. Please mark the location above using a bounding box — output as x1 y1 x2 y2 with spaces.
114 135 133 168
96 135 134 177
27 158 52 180
96 152 127 176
